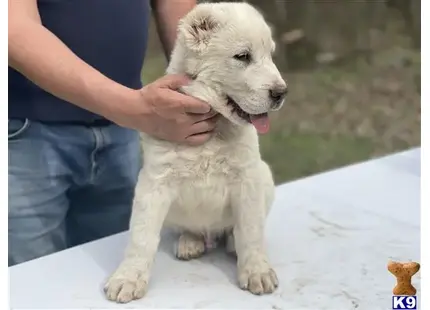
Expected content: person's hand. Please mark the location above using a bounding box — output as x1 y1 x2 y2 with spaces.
115 74 219 145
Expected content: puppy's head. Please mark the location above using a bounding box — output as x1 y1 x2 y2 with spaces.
176 3 287 134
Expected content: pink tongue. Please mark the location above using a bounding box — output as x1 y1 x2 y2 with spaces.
250 113 270 134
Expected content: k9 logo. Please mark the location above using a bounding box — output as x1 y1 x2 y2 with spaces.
392 296 417 309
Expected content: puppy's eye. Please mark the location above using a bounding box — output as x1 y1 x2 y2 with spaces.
234 53 251 62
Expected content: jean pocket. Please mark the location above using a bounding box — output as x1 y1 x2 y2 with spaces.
8 119 31 141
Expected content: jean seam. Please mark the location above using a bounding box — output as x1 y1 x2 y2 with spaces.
89 127 104 184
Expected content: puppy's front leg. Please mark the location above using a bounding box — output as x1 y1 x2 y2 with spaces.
104 178 174 303
231 176 278 295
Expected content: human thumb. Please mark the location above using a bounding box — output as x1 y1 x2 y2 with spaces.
157 74 192 91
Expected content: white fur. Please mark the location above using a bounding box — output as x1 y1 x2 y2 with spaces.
104 2 286 303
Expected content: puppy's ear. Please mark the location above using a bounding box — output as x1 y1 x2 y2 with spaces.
178 6 221 52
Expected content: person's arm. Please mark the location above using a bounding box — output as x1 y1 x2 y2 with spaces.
9 0 216 145
8 0 140 122
150 0 196 60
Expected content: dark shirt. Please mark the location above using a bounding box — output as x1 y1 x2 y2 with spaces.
8 0 150 123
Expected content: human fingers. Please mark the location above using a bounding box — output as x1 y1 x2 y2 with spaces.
160 87 211 115
187 116 219 136
187 109 219 123
182 95 212 114
156 74 192 90
184 132 213 146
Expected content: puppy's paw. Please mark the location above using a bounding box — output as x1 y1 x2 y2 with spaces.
238 260 278 295
175 232 206 260
104 263 149 303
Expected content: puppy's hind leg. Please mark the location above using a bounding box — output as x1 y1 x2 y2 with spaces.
175 232 206 260
104 176 176 303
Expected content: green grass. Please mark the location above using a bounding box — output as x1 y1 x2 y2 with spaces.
141 54 166 84
260 131 375 184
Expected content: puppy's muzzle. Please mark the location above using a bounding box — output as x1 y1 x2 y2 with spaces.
269 85 288 110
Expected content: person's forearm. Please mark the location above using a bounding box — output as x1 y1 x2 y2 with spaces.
151 0 196 60
8 19 138 120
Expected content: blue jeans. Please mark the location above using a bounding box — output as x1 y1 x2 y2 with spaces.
8 119 141 266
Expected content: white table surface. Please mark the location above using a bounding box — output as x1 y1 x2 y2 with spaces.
9 148 421 310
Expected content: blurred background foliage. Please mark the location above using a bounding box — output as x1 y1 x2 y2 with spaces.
143 0 420 184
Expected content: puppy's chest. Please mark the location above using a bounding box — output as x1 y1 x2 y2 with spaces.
168 146 243 180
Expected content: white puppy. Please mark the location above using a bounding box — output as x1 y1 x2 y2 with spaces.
104 2 287 303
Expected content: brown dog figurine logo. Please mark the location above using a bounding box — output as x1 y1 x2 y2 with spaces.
387 260 420 296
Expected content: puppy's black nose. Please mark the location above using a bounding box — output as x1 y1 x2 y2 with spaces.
269 86 288 104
